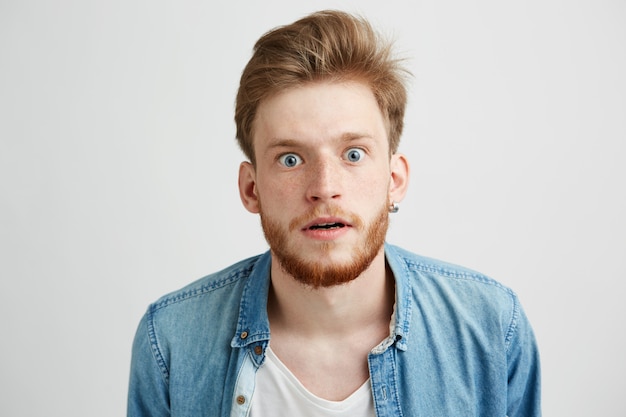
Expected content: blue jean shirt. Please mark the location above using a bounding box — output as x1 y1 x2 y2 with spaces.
128 244 541 416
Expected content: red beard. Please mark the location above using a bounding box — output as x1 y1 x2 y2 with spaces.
259 201 389 288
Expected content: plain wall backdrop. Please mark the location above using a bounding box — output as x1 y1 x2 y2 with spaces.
1 0 624 415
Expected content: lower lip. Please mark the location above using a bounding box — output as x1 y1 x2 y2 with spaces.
302 226 351 241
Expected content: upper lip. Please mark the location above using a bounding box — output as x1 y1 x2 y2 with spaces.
302 217 352 230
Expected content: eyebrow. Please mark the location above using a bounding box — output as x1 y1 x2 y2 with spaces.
265 132 375 152
265 138 301 150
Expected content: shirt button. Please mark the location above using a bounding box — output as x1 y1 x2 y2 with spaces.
236 395 246 405
254 346 263 355
240 331 248 339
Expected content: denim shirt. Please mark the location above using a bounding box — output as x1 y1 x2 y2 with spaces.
128 244 541 416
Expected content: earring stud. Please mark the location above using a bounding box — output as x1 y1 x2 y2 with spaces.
389 202 399 213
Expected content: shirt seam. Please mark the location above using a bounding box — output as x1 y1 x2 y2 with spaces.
146 305 170 384
405 259 510 290
151 262 257 312
504 292 520 353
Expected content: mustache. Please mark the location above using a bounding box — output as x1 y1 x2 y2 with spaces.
288 205 364 232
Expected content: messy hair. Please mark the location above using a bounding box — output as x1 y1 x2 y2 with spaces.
235 10 409 164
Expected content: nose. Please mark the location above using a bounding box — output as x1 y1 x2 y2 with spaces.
306 158 342 203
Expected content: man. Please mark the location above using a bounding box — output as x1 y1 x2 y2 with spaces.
128 10 541 417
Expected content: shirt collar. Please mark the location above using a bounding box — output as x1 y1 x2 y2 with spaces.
230 251 272 349
384 243 412 351
231 243 412 351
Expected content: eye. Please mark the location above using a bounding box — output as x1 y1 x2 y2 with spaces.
344 148 364 163
278 153 302 168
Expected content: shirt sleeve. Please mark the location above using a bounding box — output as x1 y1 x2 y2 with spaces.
127 311 171 417
506 300 542 417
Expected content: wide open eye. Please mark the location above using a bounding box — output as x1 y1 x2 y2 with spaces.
344 148 364 163
278 153 303 168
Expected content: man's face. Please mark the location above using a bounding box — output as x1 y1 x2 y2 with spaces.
239 81 407 288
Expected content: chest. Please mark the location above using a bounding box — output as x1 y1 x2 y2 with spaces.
249 347 376 416
268 338 373 401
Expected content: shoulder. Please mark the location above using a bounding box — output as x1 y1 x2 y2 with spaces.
386 243 515 298
134 253 270 362
147 253 265 318
386 243 521 343
130 254 270 395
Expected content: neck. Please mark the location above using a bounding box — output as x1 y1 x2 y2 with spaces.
267 247 394 337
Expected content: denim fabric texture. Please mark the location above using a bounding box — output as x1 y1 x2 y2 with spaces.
128 244 541 416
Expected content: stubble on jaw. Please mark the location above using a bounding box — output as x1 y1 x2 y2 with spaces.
259 201 389 288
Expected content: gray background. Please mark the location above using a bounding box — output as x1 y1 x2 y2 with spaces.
1 0 624 415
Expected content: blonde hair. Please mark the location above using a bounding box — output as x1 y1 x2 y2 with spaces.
235 10 409 164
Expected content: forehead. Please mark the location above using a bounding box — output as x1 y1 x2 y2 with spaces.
252 81 388 151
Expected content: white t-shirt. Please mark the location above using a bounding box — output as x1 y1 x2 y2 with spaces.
249 347 376 416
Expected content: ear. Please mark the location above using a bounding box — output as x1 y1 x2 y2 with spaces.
388 153 410 204
238 161 260 214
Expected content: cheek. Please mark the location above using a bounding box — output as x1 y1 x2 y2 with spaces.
256 176 301 205
354 169 391 197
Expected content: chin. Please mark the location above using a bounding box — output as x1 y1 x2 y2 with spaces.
261 200 390 288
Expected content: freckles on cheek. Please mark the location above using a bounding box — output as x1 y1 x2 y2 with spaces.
261 177 300 200
357 174 389 198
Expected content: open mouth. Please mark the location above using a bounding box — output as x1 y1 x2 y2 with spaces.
308 222 346 230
